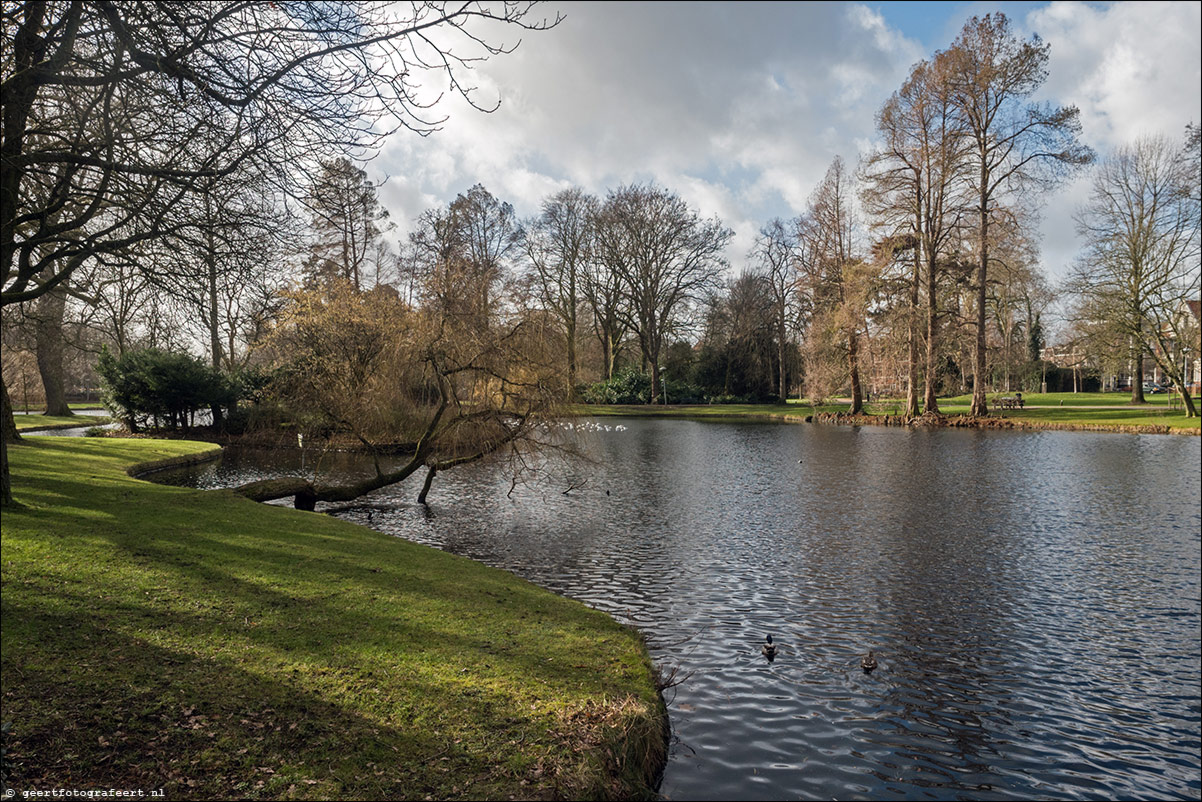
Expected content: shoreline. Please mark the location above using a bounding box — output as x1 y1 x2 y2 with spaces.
810 410 1201 436
572 403 1201 435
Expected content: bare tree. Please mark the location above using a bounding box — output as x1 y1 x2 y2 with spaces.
409 184 522 329
523 187 598 399
1069 134 1200 416
862 56 970 416
939 13 1093 416
796 157 870 414
1 1 558 504
239 279 564 508
304 158 392 291
580 239 629 382
984 223 1044 393
710 271 777 399
594 184 731 403
749 219 799 401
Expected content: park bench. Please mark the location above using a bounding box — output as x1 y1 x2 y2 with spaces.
997 395 1024 409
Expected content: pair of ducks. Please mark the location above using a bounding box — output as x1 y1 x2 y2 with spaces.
761 636 878 672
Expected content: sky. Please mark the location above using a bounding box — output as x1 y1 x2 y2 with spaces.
370 1 1202 284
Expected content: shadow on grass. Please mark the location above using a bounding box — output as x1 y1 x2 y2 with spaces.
2 601 476 799
4 439 662 799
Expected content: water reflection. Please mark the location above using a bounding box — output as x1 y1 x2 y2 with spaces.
157 419 1202 800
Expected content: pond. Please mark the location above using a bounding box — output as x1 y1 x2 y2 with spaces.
153 418 1202 801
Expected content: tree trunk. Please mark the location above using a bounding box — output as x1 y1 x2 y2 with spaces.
34 285 73 417
1 374 18 507
777 318 788 402
565 316 577 401
1130 344 1145 403
417 466 437 504
235 457 427 509
204 201 226 430
923 249 941 414
970 179 990 417
600 326 616 381
1 374 19 445
848 327 863 415
1179 388 1197 418
649 355 661 404
905 245 921 418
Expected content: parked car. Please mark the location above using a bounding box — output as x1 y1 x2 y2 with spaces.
1143 382 1168 394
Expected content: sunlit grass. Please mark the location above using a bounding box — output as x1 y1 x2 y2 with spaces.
571 394 1200 432
938 391 1179 407
13 413 110 430
2 437 665 799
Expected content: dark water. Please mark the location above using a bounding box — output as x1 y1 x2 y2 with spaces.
155 419 1202 801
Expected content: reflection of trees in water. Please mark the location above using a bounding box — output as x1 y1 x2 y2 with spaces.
855 432 1024 788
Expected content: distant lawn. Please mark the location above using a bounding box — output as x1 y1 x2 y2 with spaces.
2 437 665 800
986 406 1200 430
13 413 110 430
938 391 1178 407
572 395 1200 432
11 402 106 412
572 402 802 420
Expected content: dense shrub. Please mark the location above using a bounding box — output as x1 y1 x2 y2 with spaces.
97 347 237 431
580 367 653 404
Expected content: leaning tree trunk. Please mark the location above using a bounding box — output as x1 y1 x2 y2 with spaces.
417 466 438 504
34 285 73 417
1179 388 1198 418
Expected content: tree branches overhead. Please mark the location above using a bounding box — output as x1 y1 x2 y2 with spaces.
1 1 559 307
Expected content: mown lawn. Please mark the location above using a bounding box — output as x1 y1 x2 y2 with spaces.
572 403 803 420
13 413 110 430
573 393 1200 432
1 437 665 800
938 391 1179 407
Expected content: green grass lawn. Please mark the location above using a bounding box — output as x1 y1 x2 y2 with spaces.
984 406 1200 430
572 393 1200 433
13 413 111 431
2 437 665 800
572 403 804 420
937 391 1178 407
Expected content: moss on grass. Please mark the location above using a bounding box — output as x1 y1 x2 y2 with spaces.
1 437 665 800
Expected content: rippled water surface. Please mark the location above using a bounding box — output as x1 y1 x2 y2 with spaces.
160 420 1202 800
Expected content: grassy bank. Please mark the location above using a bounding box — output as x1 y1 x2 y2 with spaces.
1 437 665 799
13 413 110 431
573 403 802 421
571 393 1200 433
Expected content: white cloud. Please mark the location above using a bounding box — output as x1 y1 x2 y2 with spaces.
1021 1 1201 279
365 1 1199 286
371 1 925 264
